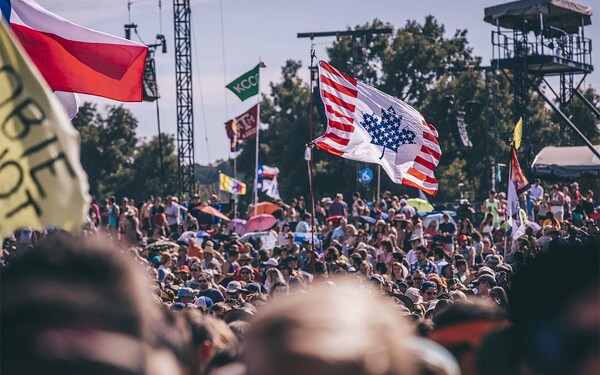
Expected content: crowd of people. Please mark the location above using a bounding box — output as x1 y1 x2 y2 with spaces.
1 178 599 375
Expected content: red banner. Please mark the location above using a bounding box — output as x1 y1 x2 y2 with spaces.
225 104 258 141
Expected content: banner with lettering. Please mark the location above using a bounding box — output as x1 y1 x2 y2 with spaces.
0 21 90 237
226 64 259 101
225 104 258 141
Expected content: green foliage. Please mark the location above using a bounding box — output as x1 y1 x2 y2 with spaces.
72 103 177 202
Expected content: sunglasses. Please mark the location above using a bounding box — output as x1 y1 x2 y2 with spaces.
425 291 436 296
413 277 423 281
191 268 201 272
240 271 251 275
198 279 209 283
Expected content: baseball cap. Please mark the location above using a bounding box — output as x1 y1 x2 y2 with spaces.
420 281 438 292
405 287 423 304
458 234 468 241
194 296 214 309
178 287 195 299
263 258 279 267
246 282 263 294
226 281 247 294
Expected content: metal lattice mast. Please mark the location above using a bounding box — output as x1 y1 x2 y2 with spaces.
173 0 195 196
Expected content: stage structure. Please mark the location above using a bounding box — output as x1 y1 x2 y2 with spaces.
484 0 598 165
173 0 195 196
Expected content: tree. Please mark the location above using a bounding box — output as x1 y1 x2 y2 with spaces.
73 103 178 202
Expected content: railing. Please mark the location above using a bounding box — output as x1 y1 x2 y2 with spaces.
492 30 592 68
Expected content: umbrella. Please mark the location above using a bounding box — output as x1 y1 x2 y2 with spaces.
326 215 343 224
407 198 434 213
348 216 376 224
197 205 230 221
145 240 179 253
248 202 280 217
245 214 277 232
229 218 247 235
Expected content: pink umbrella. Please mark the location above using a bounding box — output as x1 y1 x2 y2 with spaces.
229 218 247 235
245 214 277 232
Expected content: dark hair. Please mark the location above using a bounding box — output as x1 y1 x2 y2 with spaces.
456 259 467 268
433 300 505 328
1 235 161 373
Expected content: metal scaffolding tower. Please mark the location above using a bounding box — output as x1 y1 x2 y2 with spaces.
485 0 595 165
173 0 195 196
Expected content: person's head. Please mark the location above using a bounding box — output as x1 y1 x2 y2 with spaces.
197 272 213 291
410 235 421 250
533 178 540 186
268 282 289 300
392 262 406 279
551 184 559 192
475 274 496 296
358 261 372 277
1 234 172 374
415 246 428 262
239 266 254 282
441 264 455 279
421 281 438 302
489 190 496 199
509 245 599 375
243 281 416 375
380 239 394 254
184 310 238 374
429 299 508 375
456 259 467 273
412 270 425 289
178 287 196 304
442 213 450 223
352 192 360 201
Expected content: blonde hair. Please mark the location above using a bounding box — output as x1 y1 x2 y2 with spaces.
245 281 417 375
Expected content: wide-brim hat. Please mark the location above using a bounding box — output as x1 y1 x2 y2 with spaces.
409 234 421 242
390 293 415 312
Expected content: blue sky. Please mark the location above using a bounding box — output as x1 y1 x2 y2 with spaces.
45 0 599 165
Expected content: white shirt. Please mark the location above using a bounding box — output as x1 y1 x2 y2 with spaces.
530 184 544 201
165 203 181 226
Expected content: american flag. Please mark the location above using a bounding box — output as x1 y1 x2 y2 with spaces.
313 61 441 195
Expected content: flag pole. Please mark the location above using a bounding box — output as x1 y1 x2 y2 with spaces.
233 153 237 218
253 58 262 217
377 165 381 203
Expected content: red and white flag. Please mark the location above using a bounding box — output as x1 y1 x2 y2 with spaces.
4 0 147 102
313 61 441 195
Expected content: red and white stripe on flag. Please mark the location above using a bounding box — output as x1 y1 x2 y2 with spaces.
313 61 441 195
8 0 147 102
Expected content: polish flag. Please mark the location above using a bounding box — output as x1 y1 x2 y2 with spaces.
2 0 148 102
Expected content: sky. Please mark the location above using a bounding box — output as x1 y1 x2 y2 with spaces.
44 0 599 166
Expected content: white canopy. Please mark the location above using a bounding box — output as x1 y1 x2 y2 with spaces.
531 145 600 177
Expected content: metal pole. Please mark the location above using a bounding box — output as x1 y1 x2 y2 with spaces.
377 165 381 202
253 59 262 217
535 86 600 159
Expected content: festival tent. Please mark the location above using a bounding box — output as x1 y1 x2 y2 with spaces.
531 145 600 177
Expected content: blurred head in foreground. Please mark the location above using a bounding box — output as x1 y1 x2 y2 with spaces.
1 234 179 375
243 281 417 375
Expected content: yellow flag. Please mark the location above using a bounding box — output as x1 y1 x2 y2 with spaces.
513 117 522 150
0 22 90 237
219 173 246 195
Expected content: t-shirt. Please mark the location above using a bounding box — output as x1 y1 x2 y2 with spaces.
328 200 348 217
165 203 181 226
529 185 544 201
197 288 225 303
438 222 456 244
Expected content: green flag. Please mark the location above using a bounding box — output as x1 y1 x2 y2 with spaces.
226 64 260 101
